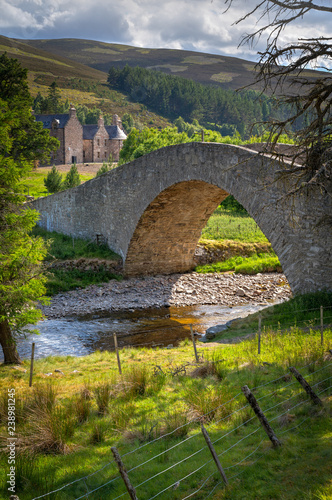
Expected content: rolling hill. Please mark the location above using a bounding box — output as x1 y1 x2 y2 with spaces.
0 35 171 129
21 37 325 94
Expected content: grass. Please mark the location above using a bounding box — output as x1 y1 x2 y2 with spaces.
195 252 281 275
201 208 269 243
0 325 331 499
31 227 122 295
33 226 121 261
19 169 95 199
218 291 332 341
45 268 122 295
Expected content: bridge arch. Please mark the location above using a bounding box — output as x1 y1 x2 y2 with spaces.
32 142 332 294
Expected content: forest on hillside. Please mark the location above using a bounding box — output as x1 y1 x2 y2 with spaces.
107 65 304 138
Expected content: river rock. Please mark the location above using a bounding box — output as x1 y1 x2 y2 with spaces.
205 324 229 339
41 272 291 319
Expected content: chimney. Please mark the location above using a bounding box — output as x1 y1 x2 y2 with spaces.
69 105 76 118
112 114 120 126
98 115 104 127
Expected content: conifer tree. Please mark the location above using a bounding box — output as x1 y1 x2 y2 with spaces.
62 163 81 189
44 165 63 193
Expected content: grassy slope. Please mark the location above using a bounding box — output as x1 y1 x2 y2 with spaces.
0 326 331 499
22 38 325 95
0 35 171 129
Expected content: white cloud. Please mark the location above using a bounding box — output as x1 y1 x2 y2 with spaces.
0 0 331 64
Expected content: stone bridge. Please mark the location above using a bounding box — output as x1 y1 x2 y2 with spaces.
32 142 332 294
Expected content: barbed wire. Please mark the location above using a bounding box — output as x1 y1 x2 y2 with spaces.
31 358 331 500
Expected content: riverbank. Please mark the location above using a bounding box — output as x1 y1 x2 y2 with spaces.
42 271 291 319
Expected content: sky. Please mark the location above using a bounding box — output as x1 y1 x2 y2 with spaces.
1 0 331 64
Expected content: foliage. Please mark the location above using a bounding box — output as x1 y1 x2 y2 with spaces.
43 165 63 193
0 53 58 363
45 268 122 296
226 0 332 193
118 126 190 164
201 208 268 243
195 252 281 275
32 226 121 261
108 64 300 138
0 325 330 499
62 163 81 189
96 162 111 177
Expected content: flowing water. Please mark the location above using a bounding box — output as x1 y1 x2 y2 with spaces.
5 302 273 361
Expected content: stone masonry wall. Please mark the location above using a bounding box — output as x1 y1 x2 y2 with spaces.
31 142 332 295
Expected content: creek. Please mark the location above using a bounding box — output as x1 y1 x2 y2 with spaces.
5 302 275 361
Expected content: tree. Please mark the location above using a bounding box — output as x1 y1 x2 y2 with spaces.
46 81 61 114
44 165 63 193
62 163 81 189
225 0 332 195
0 53 58 364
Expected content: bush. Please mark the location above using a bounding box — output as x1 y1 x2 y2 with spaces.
62 163 80 189
44 165 63 193
96 162 110 177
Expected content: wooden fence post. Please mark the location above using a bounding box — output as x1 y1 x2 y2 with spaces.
113 333 122 375
111 447 138 500
320 306 324 345
258 314 262 355
201 423 228 486
289 367 323 406
241 385 281 447
190 324 199 363
29 342 35 387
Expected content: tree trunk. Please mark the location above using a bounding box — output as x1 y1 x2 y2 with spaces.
0 320 22 364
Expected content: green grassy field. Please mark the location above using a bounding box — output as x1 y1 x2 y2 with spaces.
201 208 269 243
0 322 331 499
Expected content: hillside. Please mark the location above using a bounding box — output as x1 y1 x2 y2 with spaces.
0 35 171 129
22 37 325 94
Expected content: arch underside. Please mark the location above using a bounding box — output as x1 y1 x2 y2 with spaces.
125 180 229 276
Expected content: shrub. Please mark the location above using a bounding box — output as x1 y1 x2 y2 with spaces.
18 405 76 454
96 161 110 177
94 382 112 415
44 165 63 193
62 163 81 189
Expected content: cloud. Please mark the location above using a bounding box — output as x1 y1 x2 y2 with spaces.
0 0 331 64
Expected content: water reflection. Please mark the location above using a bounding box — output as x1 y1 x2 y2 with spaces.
3 303 270 361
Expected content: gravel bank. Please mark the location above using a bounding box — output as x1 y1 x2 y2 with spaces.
43 272 291 319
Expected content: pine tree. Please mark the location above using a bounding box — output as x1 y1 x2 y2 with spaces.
44 165 63 193
62 163 81 189
0 54 58 363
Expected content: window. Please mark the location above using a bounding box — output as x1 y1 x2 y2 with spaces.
104 151 107 158
97 152 100 158
104 139 107 146
97 139 100 146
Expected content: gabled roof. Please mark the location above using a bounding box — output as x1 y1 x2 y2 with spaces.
35 114 70 129
83 124 99 140
105 125 127 140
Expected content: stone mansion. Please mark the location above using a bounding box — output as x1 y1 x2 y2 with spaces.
35 107 127 164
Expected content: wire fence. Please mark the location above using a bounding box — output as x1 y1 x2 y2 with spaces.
30 352 332 500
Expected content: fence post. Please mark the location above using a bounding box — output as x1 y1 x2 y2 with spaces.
258 314 262 355
320 306 324 345
241 385 281 447
190 324 199 363
201 423 228 486
111 447 138 500
113 333 122 375
29 342 35 387
289 367 323 406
